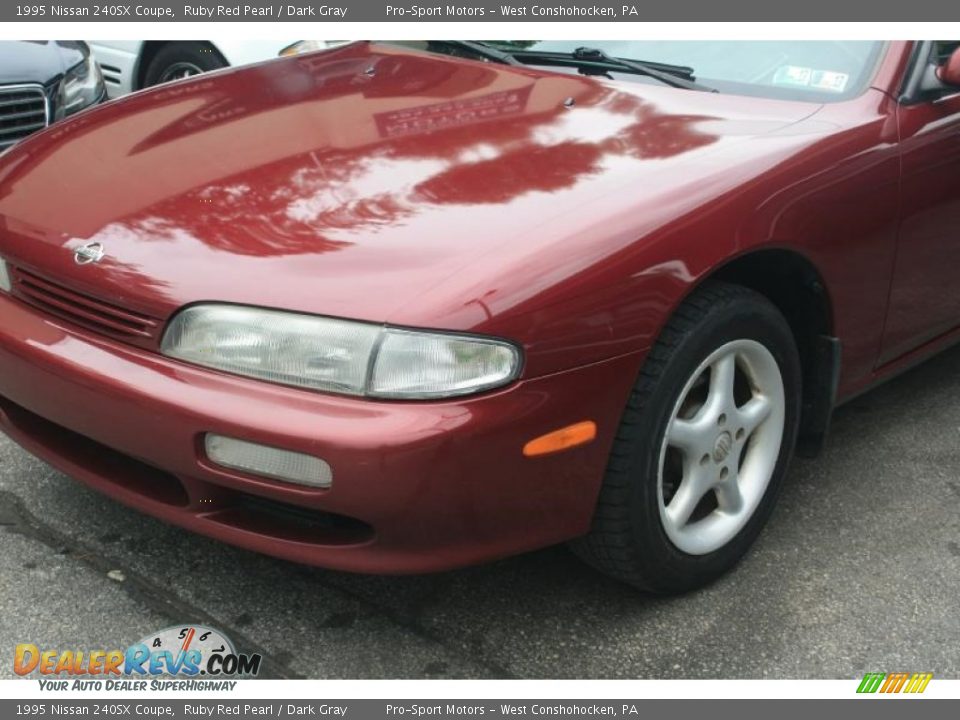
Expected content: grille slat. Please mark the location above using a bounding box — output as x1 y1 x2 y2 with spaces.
18 283 154 338
0 95 45 110
0 121 46 138
0 84 48 148
11 266 162 345
2 108 47 122
16 270 160 329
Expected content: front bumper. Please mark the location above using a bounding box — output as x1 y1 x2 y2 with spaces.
0 293 644 573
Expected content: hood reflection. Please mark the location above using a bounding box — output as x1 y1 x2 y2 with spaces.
1 43 722 261
0 42 807 329
145 48 718 251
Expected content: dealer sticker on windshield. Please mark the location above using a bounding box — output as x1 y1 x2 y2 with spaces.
773 65 850 93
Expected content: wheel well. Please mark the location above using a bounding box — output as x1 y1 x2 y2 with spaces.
711 249 832 352
135 41 224 90
709 249 838 456
135 42 165 90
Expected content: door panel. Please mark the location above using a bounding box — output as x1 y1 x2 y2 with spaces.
881 44 960 363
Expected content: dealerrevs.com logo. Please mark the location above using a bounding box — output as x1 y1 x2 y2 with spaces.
14 625 261 691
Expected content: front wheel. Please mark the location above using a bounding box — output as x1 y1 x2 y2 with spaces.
572 282 802 593
142 43 228 88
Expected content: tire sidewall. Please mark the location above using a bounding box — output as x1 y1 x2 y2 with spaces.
144 43 227 88
627 299 802 590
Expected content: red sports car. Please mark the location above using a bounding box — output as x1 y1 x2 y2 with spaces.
0 40 958 593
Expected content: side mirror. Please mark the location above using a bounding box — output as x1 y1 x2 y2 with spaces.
936 47 960 87
918 47 960 95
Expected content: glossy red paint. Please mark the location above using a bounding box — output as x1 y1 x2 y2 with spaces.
881 54 960 363
0 41 958 572
0 293 641 571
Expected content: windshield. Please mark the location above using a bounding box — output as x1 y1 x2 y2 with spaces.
482 41 885 102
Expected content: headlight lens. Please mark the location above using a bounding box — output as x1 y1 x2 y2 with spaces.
279 41 328 57
161 306 381 395
161 305 522 400
369 329 520 399
0 257 11 293
60 53 104 116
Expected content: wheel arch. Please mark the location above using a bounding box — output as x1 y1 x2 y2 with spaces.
694 247 839 457
709 246 835 340
135 41 228 90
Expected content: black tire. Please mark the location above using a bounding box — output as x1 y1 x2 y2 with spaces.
142 43 228 88
571 282 802 594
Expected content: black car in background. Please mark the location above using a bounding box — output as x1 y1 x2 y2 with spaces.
0 41 106 151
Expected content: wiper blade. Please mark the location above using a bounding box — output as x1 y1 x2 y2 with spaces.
424 42 717 93
570 47 718 92
428 40 522 66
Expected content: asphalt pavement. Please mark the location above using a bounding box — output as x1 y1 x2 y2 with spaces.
1 344 958 679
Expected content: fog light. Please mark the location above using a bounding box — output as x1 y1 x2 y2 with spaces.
205 434 332 488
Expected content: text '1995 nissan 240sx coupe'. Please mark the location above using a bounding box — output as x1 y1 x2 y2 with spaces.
0 40 958 593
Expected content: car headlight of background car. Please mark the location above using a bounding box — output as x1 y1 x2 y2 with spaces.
161 305 522 399
59 47 105 116
278 41 329 57
0 257 11 293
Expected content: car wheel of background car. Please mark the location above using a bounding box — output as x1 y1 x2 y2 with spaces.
571 282 801 594
143 42 228 87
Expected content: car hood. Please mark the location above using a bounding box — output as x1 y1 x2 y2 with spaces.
0 42 825 332
0 41 82 85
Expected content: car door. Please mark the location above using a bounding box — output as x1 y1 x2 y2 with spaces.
880 40 960 363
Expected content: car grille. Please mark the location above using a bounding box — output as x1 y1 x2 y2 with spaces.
0 85 49 150
11 265 162 345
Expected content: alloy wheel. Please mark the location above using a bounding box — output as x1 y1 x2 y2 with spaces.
657 339 785 555
158 62 205 84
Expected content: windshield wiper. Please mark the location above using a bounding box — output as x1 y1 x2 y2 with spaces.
427 42 717 93
428 40 522 66
478 43 717 93
568 47 718 92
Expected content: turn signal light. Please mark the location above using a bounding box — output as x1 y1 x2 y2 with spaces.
523 421 597 457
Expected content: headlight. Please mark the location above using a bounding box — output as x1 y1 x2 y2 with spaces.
60 52 105 116
0 257 11 293
161 305 522 400
368 329 520 399
279 41 328 57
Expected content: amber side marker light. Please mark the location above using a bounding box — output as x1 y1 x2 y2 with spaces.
523 421 597 457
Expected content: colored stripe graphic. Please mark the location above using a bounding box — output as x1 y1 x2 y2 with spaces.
905 673 934 694
885 672 909 693
857 673 885 693
857 672 932 694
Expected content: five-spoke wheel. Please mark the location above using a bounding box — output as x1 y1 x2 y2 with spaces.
659 339 785 555
573 282 801 593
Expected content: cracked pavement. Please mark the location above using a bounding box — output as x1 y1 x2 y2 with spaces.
1 345 959 679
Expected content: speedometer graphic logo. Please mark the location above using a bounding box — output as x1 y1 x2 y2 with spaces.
14 624 262 680
129 624 260 677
